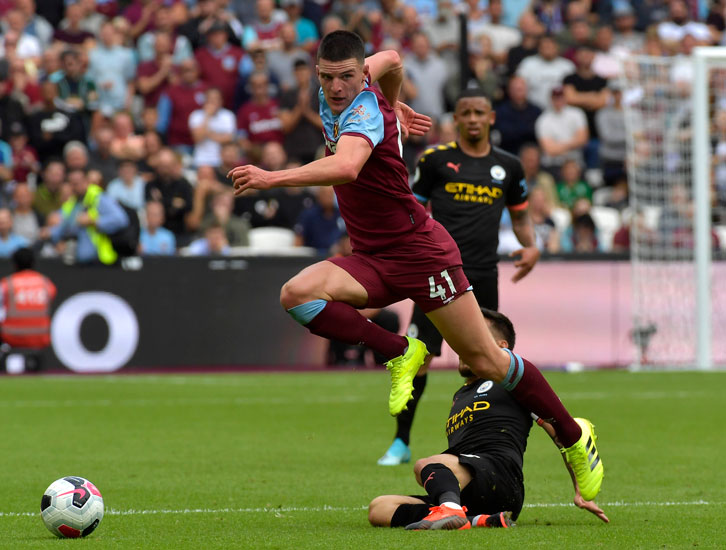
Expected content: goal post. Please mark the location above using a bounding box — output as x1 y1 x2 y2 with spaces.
621 49 726 370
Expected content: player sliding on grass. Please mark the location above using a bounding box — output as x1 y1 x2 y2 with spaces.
228 30 604 501
368 309 609 530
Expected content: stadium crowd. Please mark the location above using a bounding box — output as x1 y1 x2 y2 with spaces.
0 0 724 261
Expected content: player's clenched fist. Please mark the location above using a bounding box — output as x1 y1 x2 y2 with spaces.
227 165 274 196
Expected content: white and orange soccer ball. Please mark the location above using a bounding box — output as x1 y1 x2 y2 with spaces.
40 476 104 538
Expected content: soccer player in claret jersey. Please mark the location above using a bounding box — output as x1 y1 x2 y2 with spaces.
368 309 609 530
378 89 541 466
228 31 604 501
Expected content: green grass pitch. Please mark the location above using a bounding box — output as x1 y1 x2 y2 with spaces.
2 369 725 549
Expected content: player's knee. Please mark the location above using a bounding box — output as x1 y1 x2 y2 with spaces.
280 278 310 309
413 458 429 482
367 497 387 527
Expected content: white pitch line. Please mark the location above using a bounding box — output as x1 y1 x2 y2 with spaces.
0 500 716 518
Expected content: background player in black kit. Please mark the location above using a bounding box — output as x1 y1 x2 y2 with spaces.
378 88 542 466
368 309 609 530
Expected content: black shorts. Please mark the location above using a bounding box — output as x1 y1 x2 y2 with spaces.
411 453 524 520
406 274 499 356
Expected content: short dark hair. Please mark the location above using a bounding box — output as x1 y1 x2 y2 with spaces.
12 247 34 271
481 308 516 350
317 30 365 63
455 87 492 106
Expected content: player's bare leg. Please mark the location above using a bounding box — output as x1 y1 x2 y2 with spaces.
281 261 427 415
426 292 603 499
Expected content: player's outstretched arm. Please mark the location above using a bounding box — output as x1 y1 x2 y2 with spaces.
537 417 610 523
228 135 372 194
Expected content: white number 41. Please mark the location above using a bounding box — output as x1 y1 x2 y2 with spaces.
429 269 456 300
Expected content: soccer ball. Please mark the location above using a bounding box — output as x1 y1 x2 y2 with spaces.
40 476 104 538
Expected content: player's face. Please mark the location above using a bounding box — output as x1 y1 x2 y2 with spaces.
317 58 368 115
454 97 495 144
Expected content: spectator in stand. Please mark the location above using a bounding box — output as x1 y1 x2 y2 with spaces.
200 190 249 246
9 123 40 186
279 58 323 165
52 1 94 48
516 34 575 110
294 185 345 254
590 25 620 80
138 130 164 182
87 126 120 186
27 81 87 163
156 58 208 153
0 208 28 257
420 0 459 65
189 87 237 169
179 0 255 51
595 80 627 186
532 0 566 34
2 9 42 64
280 0 319 55
49 49 99 125
528 185 560 252
0 133 12 197
145 148 194 246
11 183 41 244
195 21 245 110
252 0 286 52
106 159 146 214
186 220 230 256
556 159 592 210
8 55 42 111
559 17 592 63
136 31 175 109
35 0 64 28
236 71 284 163
109 111 146 162
472 0 521 68
404 31 448 120
493 76 542 156
74 0 107 36
506 11 544 77
33 161 67 218
561 211 601 253
0 61 25 144
15 0 53 50
267 22 311 93
234 45 282 110
520 143 558 207
562 45 609 169
137 6 193 64
139 200 176 256
87 21 136 118
611 1 645 54
123 0 186 42
535 86 588 178
657 0 713 53
63 141 89 172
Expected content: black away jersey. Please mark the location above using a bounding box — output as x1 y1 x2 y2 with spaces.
446 378 532 470
412 142 528 275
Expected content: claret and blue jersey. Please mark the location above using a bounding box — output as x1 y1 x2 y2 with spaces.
317 82 428 253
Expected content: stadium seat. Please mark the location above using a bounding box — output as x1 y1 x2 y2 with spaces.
550 207 572 234
248 227 297 251
714 225 726 251
590 206 621 252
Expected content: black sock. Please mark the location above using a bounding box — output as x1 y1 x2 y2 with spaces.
420 463 461 505
390 503 431 528
394 373 427 445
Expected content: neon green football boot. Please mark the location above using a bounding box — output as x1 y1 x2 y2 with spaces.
385 336 428 416
563 418 604 501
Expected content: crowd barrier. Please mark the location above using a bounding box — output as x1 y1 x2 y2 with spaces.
1 256 647 372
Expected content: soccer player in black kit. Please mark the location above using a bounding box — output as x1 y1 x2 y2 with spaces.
368 309 609 530
378 88 542 466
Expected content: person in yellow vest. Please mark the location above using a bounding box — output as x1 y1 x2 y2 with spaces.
49 169 129 265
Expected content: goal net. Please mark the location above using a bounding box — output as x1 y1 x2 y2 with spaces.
621 50 726 369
